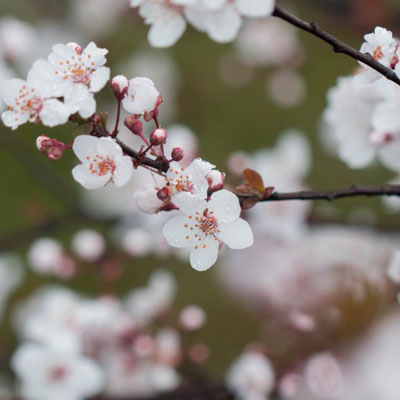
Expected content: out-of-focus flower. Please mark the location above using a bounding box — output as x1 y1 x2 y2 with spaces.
11 343 105 400
27 238 64 275
226 350 275 400
163 189 253 271
72 136 134 190
387 250 400 284
0 254 24 318
71 229 106 262
179 305 206 331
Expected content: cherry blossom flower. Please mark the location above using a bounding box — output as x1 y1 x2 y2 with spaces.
71 229 105 262
163 189 253 271
226 350 275 400
358 27 398 82
72 136 134 190
131 0 187 48
122 77 161 115
165 158 215 201
11 343 105 400
44 42 110 118
1 66 73 130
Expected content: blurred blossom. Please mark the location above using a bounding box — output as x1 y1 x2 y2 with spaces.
71 0 130 38
235 19 303 68
229 131 311 241
387 249 400 284
219 226 396 332
304 353 344 399
11 343 105 400
226 350 275 400
266 69 306 108
71 229 106 262
322 75 400 172
0 17 38 63
179 305 206 331
27 238 64 275
124 269 176 326
0 254 24 318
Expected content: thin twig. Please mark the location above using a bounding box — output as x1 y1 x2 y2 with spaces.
239 184 400 203
273 5 400 86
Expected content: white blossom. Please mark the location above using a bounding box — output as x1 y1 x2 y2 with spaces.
72 136 134 190
71 229 105 262
122 77 161 115
11 343 105 400
163 189 253 271
226 351 275 400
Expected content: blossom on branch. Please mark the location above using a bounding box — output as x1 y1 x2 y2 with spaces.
163 189 253 271
72 136 134 190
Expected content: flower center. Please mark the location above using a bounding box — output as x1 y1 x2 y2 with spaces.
55 54 95 86
87 155 116 176
48 365 68 382
166 167 194 194
10 86 43 120
199 209 219 235
373 46 384 60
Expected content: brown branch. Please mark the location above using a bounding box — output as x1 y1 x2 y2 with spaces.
91 123 169 173
272 5 400 86
239 184 400 203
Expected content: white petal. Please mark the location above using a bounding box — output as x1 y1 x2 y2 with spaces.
219 218 253 249
40 99 72 127
148 14 186 48
173 192 208 215
72 135 99 162
163 216 197 248
90 66 110 93
235 0 275 17
190 237 219 271
113 156 134 187
208 189 241 223
83 42 108 68
206 5 242 43
64 84 95 118
72 164 111 190
379 142 400 173
122 77 160 115
1 109 29 130
27 59 66 98
1 78 27 105
96 137 123 158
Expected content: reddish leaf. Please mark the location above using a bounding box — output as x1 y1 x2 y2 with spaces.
241 198 259 210
243 168 265 194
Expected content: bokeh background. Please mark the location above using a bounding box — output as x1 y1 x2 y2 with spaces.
1 0 400 395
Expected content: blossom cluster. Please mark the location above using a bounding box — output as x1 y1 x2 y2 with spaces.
130 0 276 47
11 271 207 400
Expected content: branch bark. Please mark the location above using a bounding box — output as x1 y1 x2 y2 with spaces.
272 5 400 86
239 184 400 203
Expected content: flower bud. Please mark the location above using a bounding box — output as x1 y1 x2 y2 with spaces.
157 187 170 201
124 115 143 136
150 128 167 146
47 146 65 161
36 135 53 153
36 135 66 160
207 170 225 192
111 75 129 100
171 147 184 162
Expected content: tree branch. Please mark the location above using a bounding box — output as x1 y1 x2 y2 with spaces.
239 184 400 203
272 5 400 86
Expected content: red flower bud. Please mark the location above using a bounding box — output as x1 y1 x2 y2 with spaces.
150 128 167 146
171 147 184 162
124 115 143 136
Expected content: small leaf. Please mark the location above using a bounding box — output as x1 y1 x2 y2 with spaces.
241 198 259 210
243 168 265 193
264 186 275 198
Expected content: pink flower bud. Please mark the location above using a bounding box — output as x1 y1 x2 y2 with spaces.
171 147 184 162
179 305 206 331
207 170 225 191
124 115 143 136
47 146 65 161
157 187 170 201
111 75 129 100
150 128 167 146
36 135 53 153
